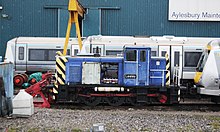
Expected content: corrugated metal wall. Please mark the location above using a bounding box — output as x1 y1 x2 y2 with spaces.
80 0 220 37
1 0 220 57
0 0 69 57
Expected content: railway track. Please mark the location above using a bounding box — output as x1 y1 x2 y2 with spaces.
51 99 220 112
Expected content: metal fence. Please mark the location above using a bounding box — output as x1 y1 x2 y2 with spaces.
0 62 13 116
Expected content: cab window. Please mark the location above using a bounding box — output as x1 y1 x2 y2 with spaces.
151 51 157 56
140 50 146 62
126 50 136 61
196 52 208 72
184 52 202 67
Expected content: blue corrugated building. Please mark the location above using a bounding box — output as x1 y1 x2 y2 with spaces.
0 0 220 57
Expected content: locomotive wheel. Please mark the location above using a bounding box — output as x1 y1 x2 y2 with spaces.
127 89 144 106
105 97 125 106
82 96 101 106
13 74 25 87
128 97 143 106
80 89 101 106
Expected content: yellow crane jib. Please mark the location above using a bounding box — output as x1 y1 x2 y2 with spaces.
63 0 85 56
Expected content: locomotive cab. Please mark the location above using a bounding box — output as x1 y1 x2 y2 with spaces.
194 40 220 84
194 40 220 97
123 47 151 86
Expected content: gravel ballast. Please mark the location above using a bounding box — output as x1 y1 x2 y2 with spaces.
1 107 220 131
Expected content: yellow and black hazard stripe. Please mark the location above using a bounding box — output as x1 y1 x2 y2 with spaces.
54 53 68 94
165 53 170 86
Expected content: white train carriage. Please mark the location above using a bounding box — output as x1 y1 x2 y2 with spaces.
5 37 81 74
4 37 79 86
4 35 219 89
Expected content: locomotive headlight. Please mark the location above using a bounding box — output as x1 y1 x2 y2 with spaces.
215 78 219 85
94 87 98 91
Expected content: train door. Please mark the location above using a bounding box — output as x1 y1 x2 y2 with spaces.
91 44 105 56
15 44 27 73
123 48 150 86
158 45 183 79
158 45 170 77
171 46 183 79
138 49 150 85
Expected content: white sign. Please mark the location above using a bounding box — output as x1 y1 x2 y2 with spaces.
169 0 220 21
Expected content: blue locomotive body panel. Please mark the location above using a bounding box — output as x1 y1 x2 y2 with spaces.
150 57 166 86
56 46 179 106
66 57 124 85
65 47 167 87
66 61 82 84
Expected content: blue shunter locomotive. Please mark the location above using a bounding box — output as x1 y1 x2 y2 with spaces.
55 46 179 106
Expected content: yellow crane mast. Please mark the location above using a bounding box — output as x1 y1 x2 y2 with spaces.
54 0 85 95
63 0 85 56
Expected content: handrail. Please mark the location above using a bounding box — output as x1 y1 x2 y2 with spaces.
173 66 181 86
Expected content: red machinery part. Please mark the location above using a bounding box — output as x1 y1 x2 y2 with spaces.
13 74 28 87
147 93 168 104
29 78 37 85
22 73 28 82
13 74 27 87
79 93 168 104
158 94 168 104
25 72 53 108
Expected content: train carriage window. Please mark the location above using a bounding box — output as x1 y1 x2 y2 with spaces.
29 49 70 61
48 50 59 61
93 47 101 54
106 50 122 56
184 52 202 67
161 51 167 57
151 51 157 56
126 50 136 61
67 49 70 55
29 49 46 61
140 50 146 62
48 49 70 60
18 47 24 60
73 49 78 56
174 52 180 66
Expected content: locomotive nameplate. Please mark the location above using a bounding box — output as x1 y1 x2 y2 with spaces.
124 74 136 79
